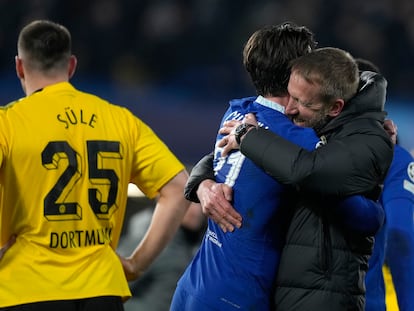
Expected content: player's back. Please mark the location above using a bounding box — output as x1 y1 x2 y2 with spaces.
0 81 140 306
176 97 286 310
176 96 318 310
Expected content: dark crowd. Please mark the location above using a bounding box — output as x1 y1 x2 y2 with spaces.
0 0 413 99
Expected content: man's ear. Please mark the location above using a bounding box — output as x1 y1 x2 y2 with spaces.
328 99 345 117
15 56 24 79
68 55 77 79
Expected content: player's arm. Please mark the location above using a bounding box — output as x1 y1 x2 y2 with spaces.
239 126 393 198
219 113 319 157
336 195 384 236
184 152 241 232
184 152 215 203
120 169 191 281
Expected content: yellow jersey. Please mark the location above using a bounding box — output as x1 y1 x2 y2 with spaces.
0 82 185 307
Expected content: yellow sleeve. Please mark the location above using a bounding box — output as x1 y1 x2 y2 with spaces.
130 118 185 199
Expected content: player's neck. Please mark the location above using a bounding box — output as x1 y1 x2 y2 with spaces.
24 74 68 96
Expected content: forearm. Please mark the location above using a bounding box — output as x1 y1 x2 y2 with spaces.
129 199 189 274
184 153 215 202
180 202 204 231
125 170 191 280
240 127 302 185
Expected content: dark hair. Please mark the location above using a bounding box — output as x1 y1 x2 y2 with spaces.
243 22 317 97
17 20 72 72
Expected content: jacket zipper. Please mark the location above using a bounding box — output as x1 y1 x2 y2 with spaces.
321 216 333 278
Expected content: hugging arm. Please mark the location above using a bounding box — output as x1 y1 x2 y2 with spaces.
184 153 215 203
240 125 393 198
337 195 384 235
184 152 241 232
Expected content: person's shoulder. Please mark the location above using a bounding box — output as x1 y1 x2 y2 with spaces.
393 144 414 163
339 116 388 137
229 96 256 108
0 99 21 110
384 145 414 198
394 144 413 155
385 144 414 183
77 88 135 115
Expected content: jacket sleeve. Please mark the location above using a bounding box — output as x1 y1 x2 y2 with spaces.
184 152 215 202
240 125 393 198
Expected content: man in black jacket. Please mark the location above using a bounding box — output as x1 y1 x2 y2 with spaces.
185 47 393 310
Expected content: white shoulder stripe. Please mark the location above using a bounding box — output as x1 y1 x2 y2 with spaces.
403 180 414 195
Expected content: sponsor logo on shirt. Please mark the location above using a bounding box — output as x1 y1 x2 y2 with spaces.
49 227 112 248
206 229 222 248
315 135 327 149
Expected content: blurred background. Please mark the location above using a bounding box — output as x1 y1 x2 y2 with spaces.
0 0 413 165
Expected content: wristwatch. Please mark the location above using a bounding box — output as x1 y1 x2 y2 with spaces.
234 123 256 145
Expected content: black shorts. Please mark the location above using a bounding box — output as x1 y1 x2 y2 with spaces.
0 296 124 311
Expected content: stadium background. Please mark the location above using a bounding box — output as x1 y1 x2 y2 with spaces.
0 0 412 165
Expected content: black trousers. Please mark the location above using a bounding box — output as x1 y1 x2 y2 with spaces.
0 296 124 311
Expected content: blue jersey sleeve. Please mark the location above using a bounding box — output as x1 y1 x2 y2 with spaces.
337 195 385 235
251 104 319 151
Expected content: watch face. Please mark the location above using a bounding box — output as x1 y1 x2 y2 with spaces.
235 123 248 144
235 123 245 135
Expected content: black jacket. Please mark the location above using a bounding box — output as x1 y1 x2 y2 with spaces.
184 72 394 310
